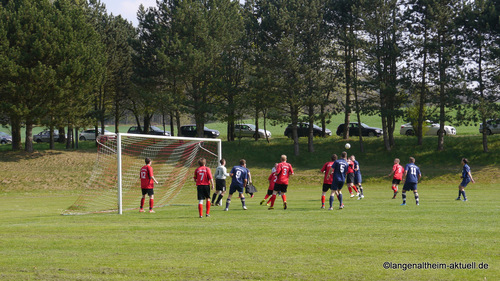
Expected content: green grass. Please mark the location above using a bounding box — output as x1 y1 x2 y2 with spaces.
0 184 498 280
1 129 499 280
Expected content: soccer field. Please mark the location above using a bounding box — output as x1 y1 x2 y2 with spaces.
0 183 498 280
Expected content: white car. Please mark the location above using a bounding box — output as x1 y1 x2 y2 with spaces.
234 124 271 139
79 128 114 141
400 121 456 136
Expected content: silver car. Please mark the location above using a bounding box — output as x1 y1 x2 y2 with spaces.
234 124 271 139
400 121 456 136
34 130 60 143
0 132 12 144
479 119 500 135
79 129 114 141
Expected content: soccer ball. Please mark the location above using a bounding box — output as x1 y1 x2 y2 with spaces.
345 143 351 149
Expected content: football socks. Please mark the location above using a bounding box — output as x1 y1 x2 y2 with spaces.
402 192 407 204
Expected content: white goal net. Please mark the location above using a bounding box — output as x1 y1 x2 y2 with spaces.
63 133 221 215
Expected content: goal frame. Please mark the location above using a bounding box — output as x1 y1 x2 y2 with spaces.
116 133 222 214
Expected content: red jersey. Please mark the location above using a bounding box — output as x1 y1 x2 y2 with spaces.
347 160 354 174
268 172 277 190
140 165 154 189
392 164 404 180
275 162 293 185
321 161 334 184
194 166 213 186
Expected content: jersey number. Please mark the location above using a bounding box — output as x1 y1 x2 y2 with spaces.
141 171 147 179
409 167 417 175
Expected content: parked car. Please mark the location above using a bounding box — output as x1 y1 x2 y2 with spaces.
336 122 383 137
79 129 114 141
34 130 60 143
180 125 220 138
127 126 171 136
234 124 271 139
479 118 500 135
0 132 12 144
400 121 456 136
284 122 332 138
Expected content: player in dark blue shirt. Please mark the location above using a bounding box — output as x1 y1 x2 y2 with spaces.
329 151 349 209
401 157 421 206
351 155 364 199
225 159 249 211
456 158 475 201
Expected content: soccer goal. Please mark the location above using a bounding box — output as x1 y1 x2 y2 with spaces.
63 133 221 215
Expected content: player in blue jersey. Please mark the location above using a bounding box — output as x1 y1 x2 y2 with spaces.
401 157 421 206
456 158 474 201
351 155 364 199
329 151 348 209
224 159 249 211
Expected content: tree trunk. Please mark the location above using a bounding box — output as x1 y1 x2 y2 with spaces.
175 110 181 136
254 108 259 141
418 26 428 146
291 105 300 156
170 111 175 137
308 103 314 153
58 126 66 143
10 116 21 151
74 127 79 149
25 121 34 153
49 125 55 150
66 124 73 149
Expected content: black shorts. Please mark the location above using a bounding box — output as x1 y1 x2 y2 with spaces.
215 179 226 191
346 173 355 184
267 189 274 196
274 183 288 193
142 188 154 196
197 185 211 200
392 179 401 185
322 183 331 192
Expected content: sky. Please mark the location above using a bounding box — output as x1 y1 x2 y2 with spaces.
100 0 157 26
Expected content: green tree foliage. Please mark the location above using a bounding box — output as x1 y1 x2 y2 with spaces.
0 0 104 152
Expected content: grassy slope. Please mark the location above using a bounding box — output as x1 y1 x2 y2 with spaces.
0 134 499 280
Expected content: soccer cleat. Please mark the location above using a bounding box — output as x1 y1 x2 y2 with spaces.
149 209 155 213
217 202 222 206
251 194 254 198
224 208 228 211
339 204 344 209
455 197 461 200
211 202 214 206
243 206 248 210
356 193 360 197
199 215 203 218
463 199 468 202
260 199 266 205
268 207 274 210
350 194 354 198
416 202 419 206
206 214 210 217
283 202 287 210
401 203 406 206
357 197 362 200
321 205 325 209
139 208 145 213
328 207 333 210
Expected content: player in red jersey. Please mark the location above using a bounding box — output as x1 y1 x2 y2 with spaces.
268 155 294 210
388 158 404 199
320 154 336 209
346 158 358 197
260 164 278 206
140 157 158 213
193 158 214 218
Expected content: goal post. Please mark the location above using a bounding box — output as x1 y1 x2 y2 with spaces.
64 133 221 215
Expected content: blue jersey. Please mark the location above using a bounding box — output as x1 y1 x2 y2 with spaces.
230 165 248 187
353 160 360 175
404 163 421 184
332 159 348 183
462 164 471 180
